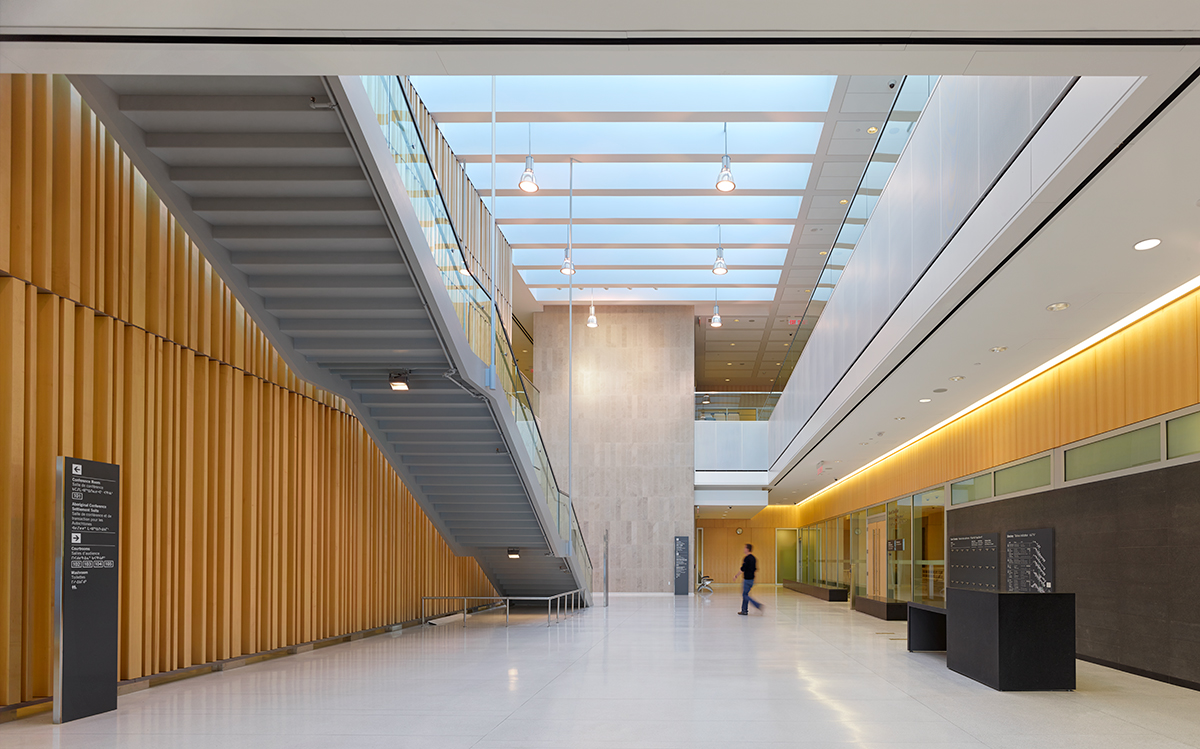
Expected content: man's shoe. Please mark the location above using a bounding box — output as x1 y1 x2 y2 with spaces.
737 611 748 615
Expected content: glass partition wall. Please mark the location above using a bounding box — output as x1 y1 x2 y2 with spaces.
796 488 946 606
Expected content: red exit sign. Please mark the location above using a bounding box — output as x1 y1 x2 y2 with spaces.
788 318 803 326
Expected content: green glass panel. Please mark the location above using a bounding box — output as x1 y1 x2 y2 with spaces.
1064 424 1160 481
994 455 1052 496
950 473 993 505
1167 411 1200 460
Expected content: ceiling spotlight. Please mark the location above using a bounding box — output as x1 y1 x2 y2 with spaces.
715 123 736 192
587 304 598 328
712 225 728 275
867 126 879 134
388 371 410 391
1046 302 1070 312
990 346 1007 353
507 548 520 559
518 123 539 193
919 398 932 403
1133 238 1161 251
949 375 965 382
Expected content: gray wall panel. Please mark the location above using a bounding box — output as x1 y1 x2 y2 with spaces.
769 75 1074 465
949 460 1200 688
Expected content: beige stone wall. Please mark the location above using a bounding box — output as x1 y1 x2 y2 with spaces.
533 305 695 593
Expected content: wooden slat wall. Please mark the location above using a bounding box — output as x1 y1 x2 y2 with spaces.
0 74 495 710
698 287 1200 542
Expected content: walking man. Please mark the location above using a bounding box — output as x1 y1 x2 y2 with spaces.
735 544 763 615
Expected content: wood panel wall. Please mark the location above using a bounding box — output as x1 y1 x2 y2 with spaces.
699 287 1200 545
0 74 495 710
699 524 778 584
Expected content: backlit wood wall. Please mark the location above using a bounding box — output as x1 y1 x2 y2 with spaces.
0 74 495 710
699 287 1200 556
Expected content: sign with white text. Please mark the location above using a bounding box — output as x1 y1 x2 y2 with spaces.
54 457 120 724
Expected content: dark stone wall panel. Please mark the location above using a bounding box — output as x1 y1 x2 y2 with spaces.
949 459 1200 687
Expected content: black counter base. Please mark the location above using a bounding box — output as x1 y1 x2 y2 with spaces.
782 580 849 601
854 595 908 620
947 589 1075 691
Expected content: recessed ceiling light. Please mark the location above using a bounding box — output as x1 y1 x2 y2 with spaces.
933 388 948 393
1133 238 1161 251
894 417 905 421
1046 302 1070 312
725 378 730 381
867 126 879 134
819 251 827 256
919 398 932 403
949 375 964 381
990 346 1007 353
840 199 848 205
727 362 732 365
730 343 735 346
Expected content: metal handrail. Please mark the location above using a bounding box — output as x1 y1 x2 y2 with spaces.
421 589 586 628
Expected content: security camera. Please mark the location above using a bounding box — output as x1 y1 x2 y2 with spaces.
888 80 897 90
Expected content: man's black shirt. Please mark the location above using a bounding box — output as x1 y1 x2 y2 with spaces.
741 554 757 581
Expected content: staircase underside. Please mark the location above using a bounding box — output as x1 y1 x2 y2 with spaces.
72 74 582 598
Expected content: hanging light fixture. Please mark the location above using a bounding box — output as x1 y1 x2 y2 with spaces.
711 288 722 327
587 289 598 328
518 123 539 193
560 158 576 274
701 394 711 405
715 122 735 192
712 224 728 275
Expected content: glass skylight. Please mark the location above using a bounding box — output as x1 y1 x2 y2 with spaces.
408 73 881 305
411 75 837 113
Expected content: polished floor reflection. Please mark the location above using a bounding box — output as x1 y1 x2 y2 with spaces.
4 587 1199 748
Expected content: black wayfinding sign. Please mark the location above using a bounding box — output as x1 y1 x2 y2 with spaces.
674 536 689 596
1006 528 1055 593
54 457 120 724
948 533 1000 591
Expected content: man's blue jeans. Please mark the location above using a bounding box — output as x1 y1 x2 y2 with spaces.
741 578 761 613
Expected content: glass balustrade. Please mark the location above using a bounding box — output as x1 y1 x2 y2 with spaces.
362 75 587 568
695 391 781 421
361 75 493 366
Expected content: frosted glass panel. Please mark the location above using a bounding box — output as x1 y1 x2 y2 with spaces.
1167 412 1200 459
1065 424 1160 481
994 456 1052 496
951 474 993 505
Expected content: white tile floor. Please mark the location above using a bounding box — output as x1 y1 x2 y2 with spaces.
4 587 1199 748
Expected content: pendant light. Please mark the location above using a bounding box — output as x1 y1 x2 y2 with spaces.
560 158 576 275
711 288 722 328
586 289 598 328
518 123 539 193
715 122 735 192
712 224 728 275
